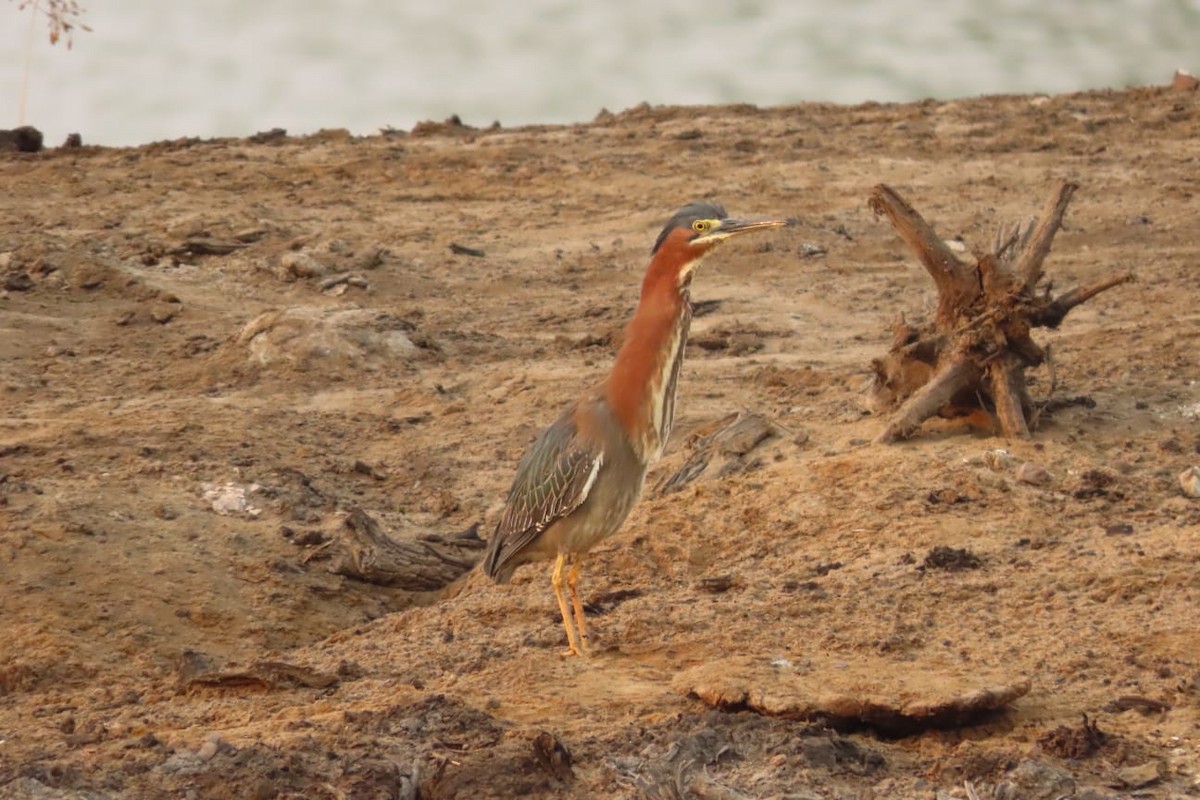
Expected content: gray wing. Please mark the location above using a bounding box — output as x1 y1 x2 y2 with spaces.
483 408 603 580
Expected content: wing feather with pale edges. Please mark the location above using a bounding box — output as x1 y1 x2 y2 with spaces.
483 409 603 577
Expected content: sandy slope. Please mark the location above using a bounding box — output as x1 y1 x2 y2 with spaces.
1 86 1198 799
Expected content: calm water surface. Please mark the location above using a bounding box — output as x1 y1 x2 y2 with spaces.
2 0 1198 146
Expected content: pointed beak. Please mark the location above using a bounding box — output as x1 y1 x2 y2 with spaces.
693 216 789 245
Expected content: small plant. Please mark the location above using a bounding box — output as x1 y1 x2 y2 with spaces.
12 0 91 126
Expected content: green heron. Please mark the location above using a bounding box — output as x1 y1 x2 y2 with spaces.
482 201 786 656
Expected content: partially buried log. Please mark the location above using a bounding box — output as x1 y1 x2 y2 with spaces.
653 411 780 496
307 508 484 591
867 181 1132 442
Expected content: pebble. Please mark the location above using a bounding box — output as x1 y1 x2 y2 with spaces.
196 733 223 761
1016 462 1052 486
150 302 181 324
1179 466 1200 498
276 251 329 281
200 482 262 517
4 272 34 292
1114 760 1163 789
984 448 1015 471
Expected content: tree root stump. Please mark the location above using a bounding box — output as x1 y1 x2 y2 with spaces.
867 181 1132 443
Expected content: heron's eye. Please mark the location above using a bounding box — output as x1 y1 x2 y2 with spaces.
692 220 710 233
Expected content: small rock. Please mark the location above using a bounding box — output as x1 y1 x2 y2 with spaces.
1008 758 1076 800
4 272 34 292
798 242 827 258
1179 466 1200 498
200 482 262 517
352 460 387 480
923 545 982 571
276 251 329 281
1171 68 1199 91
150 302 181 324
350 245 388 270
1113 760 1164 789
984 449 1015 471
696 574 734 593
1016 462 1052 486
196 733 223 761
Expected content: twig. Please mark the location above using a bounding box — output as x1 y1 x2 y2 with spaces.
449 242 486 257
318 271 370 291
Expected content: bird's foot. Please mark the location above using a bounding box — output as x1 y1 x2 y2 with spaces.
560 638 589 658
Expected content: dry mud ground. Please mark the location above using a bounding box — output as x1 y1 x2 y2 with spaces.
1 86 1199 799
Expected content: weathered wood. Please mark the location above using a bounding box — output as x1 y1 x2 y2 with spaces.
989 357 1031 438
876 356 980 443
1015 180 1077 290
317 509 484 591
869 184 977 318
1032 272 1134 328
654 411 778 495
868 183 1129 441
977 253 1015 298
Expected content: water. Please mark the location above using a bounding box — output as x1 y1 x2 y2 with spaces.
2 0 1198 147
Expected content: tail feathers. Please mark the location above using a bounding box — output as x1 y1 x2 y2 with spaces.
482 531 512 583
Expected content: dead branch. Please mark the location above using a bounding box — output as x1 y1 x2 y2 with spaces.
1014 181 1077 290
317 509 483 591
869 184 977 315
876 356 980 443
1032 272 1134 328
988 357 1032 438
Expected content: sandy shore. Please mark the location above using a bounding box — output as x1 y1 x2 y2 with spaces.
1 85 1198 798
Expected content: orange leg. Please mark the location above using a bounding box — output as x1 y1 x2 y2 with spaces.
551 553 583 656
566 556 590 654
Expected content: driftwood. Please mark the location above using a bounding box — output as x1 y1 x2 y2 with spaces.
867 182 1132 442
654 411 780 495
307 508 484 591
